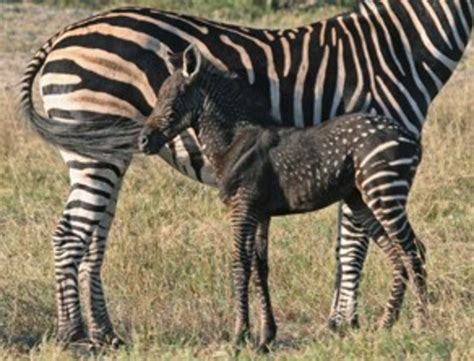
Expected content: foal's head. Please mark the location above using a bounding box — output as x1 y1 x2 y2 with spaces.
139 44 237 154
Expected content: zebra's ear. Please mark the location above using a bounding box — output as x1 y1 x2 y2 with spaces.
182 44 202 79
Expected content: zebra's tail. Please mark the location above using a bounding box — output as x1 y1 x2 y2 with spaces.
18 34 143 162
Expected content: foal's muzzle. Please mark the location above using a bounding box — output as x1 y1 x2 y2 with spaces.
138 127 166 155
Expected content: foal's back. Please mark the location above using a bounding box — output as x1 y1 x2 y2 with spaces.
219 113 420 216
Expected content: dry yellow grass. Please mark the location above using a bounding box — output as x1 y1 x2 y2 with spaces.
0 3 473 360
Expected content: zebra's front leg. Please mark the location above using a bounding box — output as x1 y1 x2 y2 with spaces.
253 218 277 352
229 201 259 346
328 203 369 332
78 168 127 348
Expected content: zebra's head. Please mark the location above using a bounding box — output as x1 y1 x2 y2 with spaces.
139 44 209 154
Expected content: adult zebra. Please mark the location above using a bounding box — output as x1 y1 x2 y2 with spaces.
19 0 472 346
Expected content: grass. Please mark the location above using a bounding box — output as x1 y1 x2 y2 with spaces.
1 2 473 360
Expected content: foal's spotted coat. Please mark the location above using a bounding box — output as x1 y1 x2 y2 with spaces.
139 46 427 350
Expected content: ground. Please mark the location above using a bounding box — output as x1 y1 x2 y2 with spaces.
0 3 473 360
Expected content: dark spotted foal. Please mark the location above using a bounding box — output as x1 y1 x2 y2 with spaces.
139 46 427 350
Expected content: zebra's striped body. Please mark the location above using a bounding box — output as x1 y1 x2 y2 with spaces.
139 50 427 348
19 1 472 344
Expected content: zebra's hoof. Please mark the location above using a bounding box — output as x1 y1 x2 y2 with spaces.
376 311 399 330
328 315 343 333
90 331 125 350
328 314 359 334
56 324 88 346
350 316 360 329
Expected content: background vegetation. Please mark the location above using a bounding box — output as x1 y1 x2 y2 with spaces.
18 0 359 19
1 1 473 360
26 0 358 9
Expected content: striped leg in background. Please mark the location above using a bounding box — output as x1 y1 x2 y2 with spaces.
252 219 277 351
54 152 129 344
328 203 369 331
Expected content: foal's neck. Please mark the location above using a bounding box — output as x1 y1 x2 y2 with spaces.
193 73 270 172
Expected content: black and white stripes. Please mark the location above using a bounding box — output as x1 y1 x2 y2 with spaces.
18 1 472 345
21 2 473 163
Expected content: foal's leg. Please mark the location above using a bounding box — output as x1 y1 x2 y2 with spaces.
54 151 129 344
253 218 277 351
328 203 369 331
229 200 260 345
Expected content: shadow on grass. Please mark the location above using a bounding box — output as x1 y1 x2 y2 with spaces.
0 330 45 353
0 280 55 353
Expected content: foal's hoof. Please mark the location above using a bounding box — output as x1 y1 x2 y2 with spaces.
256 343 271 354
233 329 252 347
256 324 277 353
231 329 252 356
107 335 126 350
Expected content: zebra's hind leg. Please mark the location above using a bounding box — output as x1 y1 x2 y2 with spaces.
54 151 130 346
52 204 87 345
78 163 128 348
368 203 427 328
346 197 409 329
328 202 369 332
252 218 277 352
359 168 428 328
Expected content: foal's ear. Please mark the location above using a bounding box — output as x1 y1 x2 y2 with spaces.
165 50 183 73
182 44 202 79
